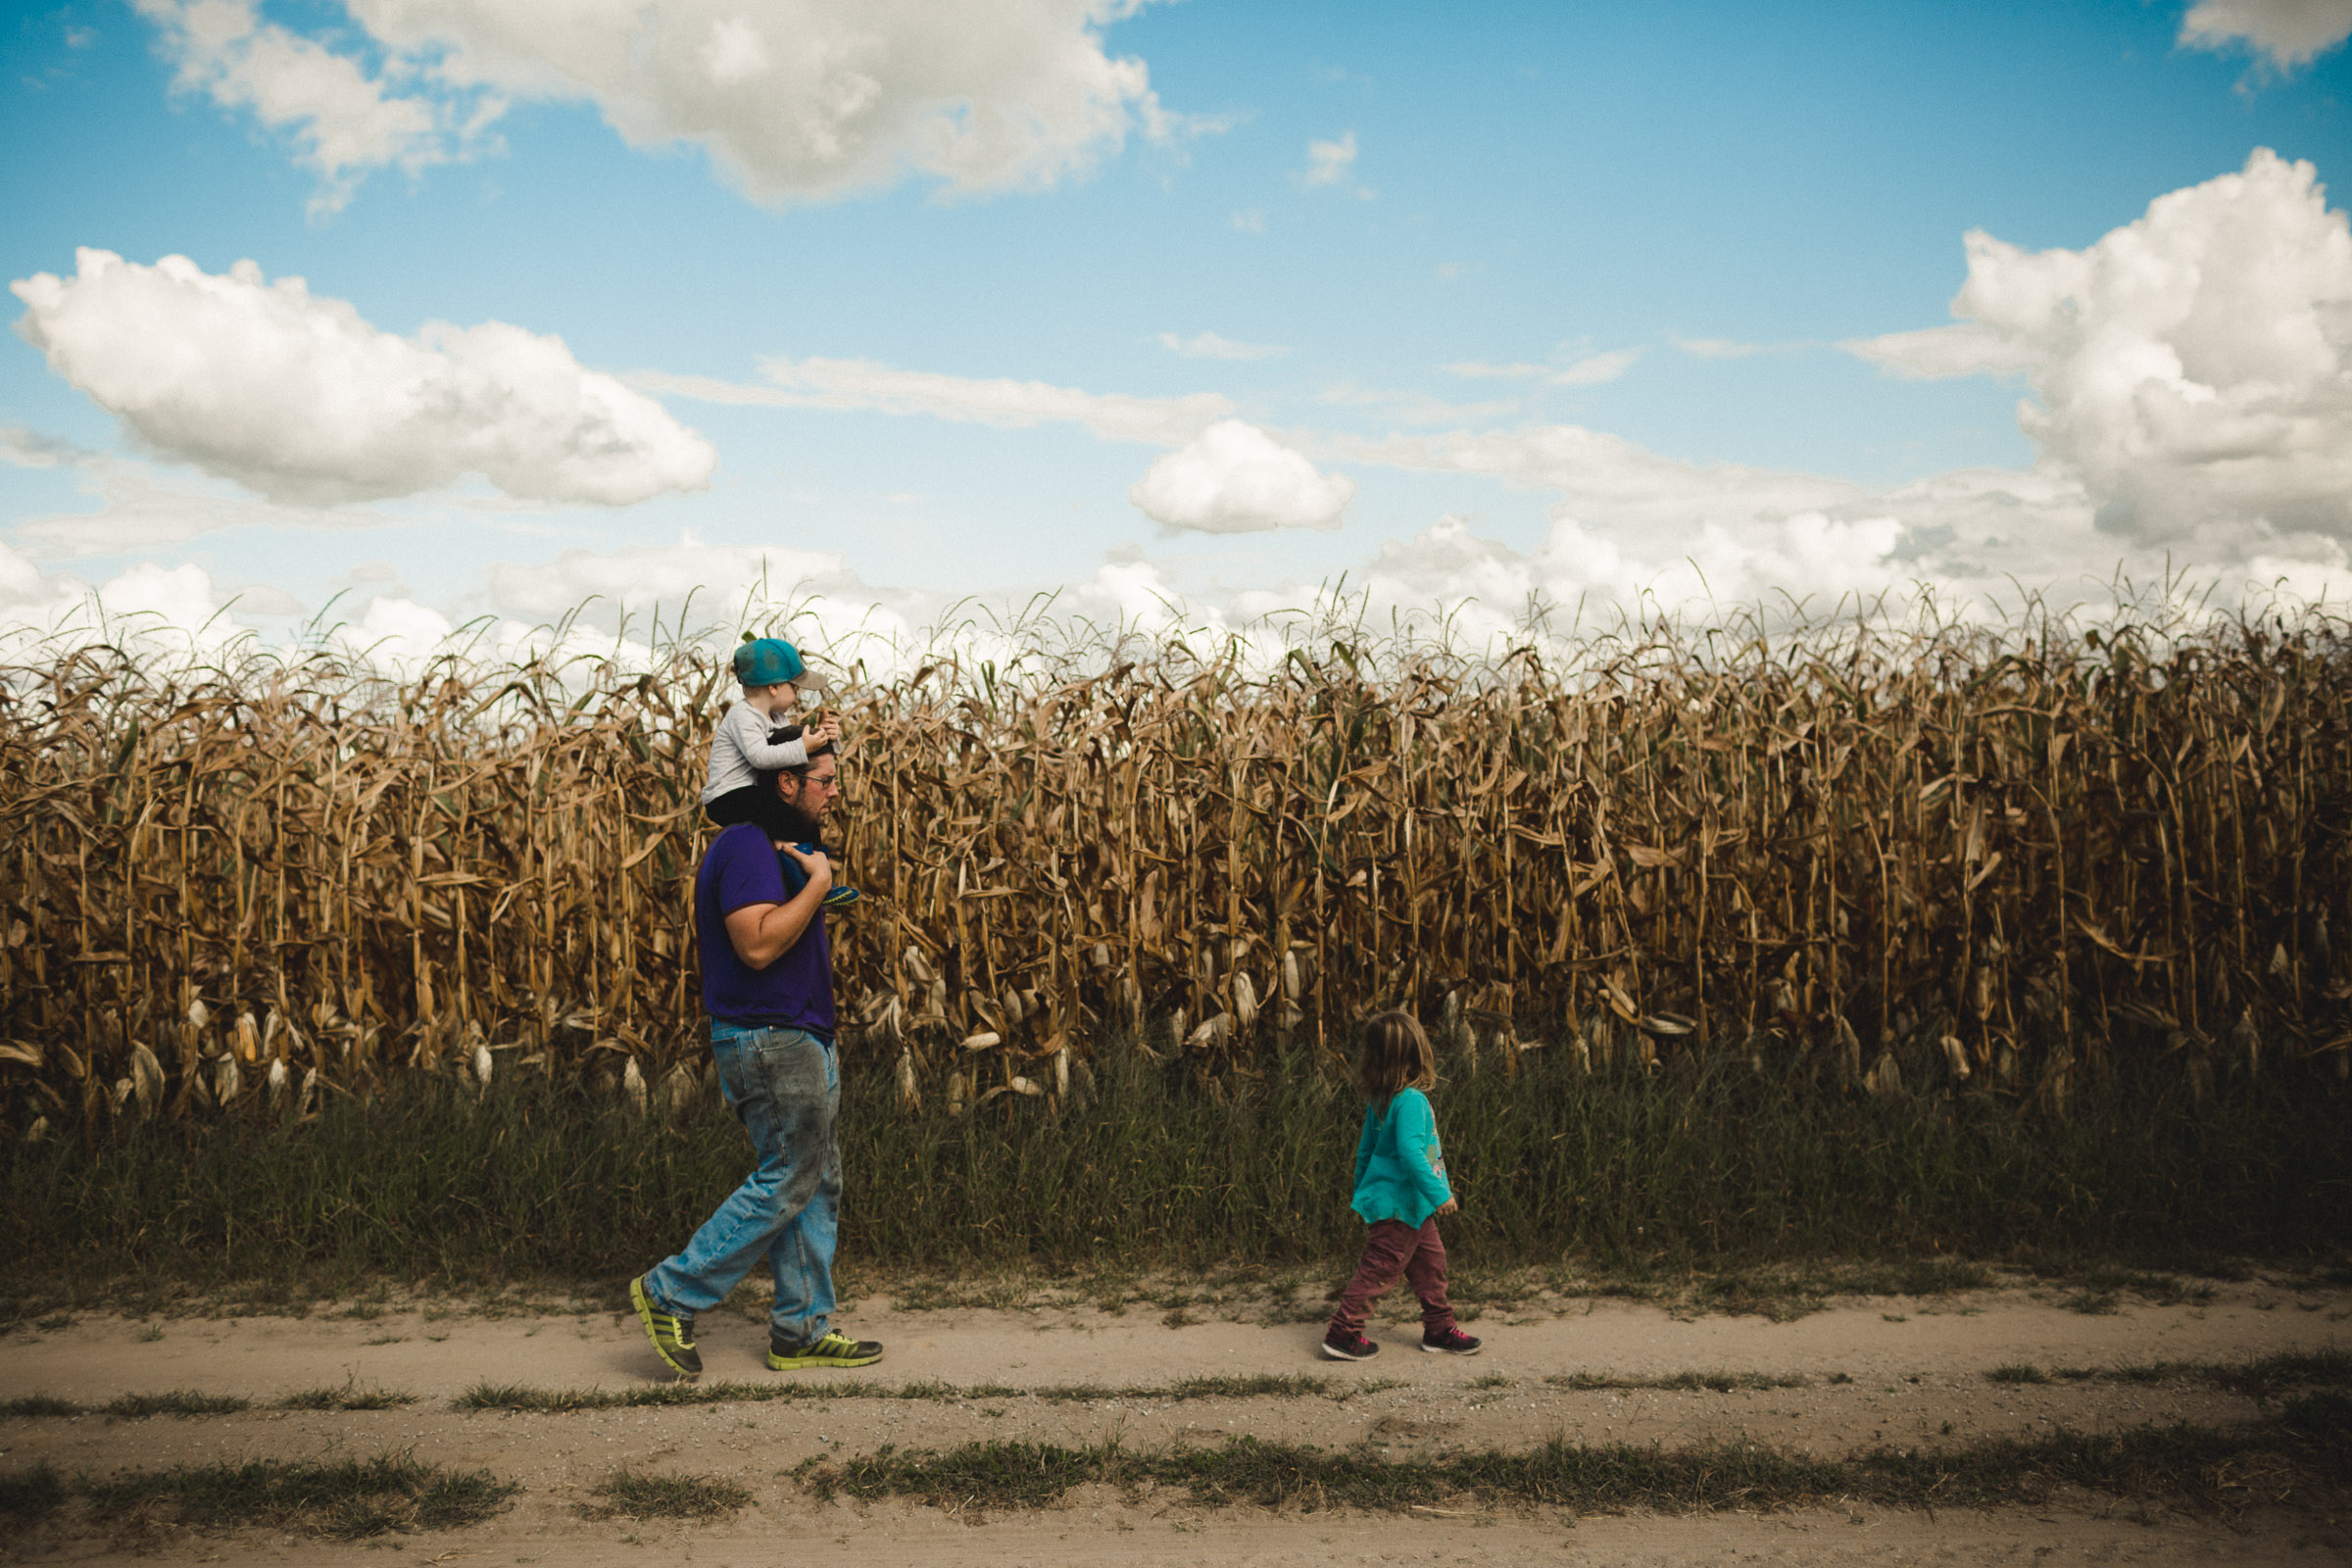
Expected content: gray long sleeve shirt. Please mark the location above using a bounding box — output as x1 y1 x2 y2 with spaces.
700 702 811 804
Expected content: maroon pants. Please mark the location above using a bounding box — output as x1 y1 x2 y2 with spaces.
1328 1218 1456 1337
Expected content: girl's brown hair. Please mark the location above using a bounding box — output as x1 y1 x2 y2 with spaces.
1357 1009 1438 1108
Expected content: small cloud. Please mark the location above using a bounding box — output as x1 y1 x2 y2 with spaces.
1301 130 1357 187
1443 348 1642 386
0 425 100 468
1129 419 1353 533
2180 0 2352 71
1443 361 1549 380
330 561 409 602
642 353 1233 447
64 24 97 48
1671 334 1768 360
1841 323 2039 381
1230 207 1267 233
1550 347 1643 386
1317 383 1520 424
1157 331 1291 362
1434 260 1480 282
227 582 304 615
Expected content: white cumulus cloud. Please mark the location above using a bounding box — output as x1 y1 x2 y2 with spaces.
12 248 717 507
134 0 479 215
0 539 261 660
1301 130 1357 187
1844 149 2352 547
1129 419 1354 533
2180 0 2352 69
138 0 1175 210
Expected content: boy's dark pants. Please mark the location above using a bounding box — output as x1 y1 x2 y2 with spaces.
705 787 765 828
1328 1218 1458 1338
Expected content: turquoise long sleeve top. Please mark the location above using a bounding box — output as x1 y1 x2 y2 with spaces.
1349 1087 1453 1228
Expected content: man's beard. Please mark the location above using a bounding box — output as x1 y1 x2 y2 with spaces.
749 781 823 846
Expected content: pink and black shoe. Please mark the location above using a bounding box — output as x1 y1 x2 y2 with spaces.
1421 1326 1483 1355
1319 1328 1380 1361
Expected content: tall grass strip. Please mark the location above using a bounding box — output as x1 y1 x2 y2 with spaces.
459 1372 1363 1413
76 1453 515 1538
7 1058 2342 1284
808 1414 2346 1514
582 1470 753 1520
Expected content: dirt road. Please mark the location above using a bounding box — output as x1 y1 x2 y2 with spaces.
3 1276 2346 1565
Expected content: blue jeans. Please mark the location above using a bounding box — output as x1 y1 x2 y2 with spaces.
644 1023 839 1348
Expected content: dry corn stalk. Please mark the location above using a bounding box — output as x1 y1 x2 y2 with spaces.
1 605 2348 1123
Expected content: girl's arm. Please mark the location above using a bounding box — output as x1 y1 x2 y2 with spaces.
1395 1092 1455 1213
726 704 809 771
1351 1108 1376 1189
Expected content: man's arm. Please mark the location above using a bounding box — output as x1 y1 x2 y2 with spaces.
722 847 832 968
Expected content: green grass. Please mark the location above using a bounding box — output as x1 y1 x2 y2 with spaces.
102 1391 249 1418
3 1043 2346 1290
70 1453 514 1539
1981 1350 2352 1396
458 1372 1384 1413
2216 1349 2352 1396
279 1383 416 1411
808 1402 2350 1515
6 1386 415 1419
1545 1370 1809 1393
0 1464 65 1522
584 1470 754 1520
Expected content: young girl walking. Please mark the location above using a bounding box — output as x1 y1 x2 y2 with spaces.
1321 1010 1483 1360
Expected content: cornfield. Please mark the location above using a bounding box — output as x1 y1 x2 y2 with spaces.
4 604 2349 1135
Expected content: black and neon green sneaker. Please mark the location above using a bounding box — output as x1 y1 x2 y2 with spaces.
630 1276 701 1378
767 1329 883 1370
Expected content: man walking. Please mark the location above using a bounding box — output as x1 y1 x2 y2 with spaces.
630 743 882 1376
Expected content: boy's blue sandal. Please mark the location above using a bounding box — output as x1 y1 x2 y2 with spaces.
629 1275 702 1377
780 844 860 911
1421 1327 1483 1355
1319 1329 1380 1361
768 1329 884 1370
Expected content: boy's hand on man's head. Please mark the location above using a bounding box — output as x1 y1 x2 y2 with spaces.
807 716 842 748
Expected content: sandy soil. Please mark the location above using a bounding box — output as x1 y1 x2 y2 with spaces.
3 1279 2347 1566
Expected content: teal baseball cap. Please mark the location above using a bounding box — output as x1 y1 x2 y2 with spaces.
732 636 828 695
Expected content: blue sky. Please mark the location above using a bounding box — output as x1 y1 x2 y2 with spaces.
6 0 2352 662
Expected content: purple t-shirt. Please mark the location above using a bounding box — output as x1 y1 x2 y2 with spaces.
695 823 835 1036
